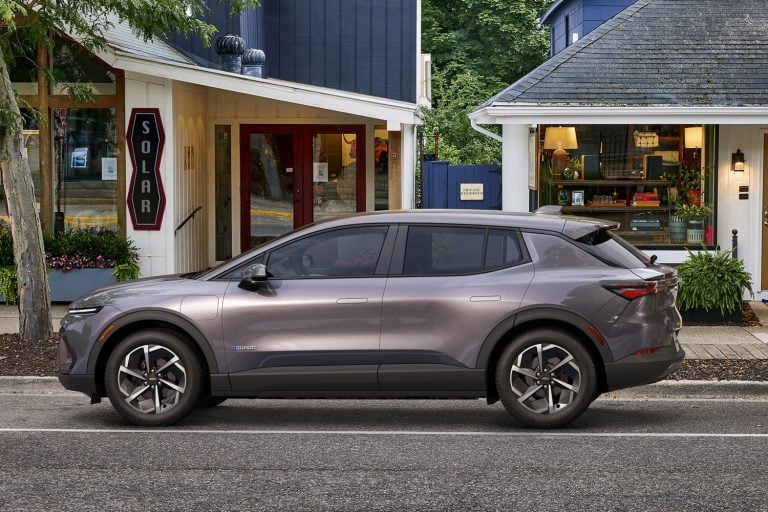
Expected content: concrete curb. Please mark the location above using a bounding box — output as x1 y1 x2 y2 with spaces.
1 376 767 400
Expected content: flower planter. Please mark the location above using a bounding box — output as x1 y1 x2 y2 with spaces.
686 220 705 244
47 268 117 302
1 268 117 304
669 217 686 244
680 307 742 326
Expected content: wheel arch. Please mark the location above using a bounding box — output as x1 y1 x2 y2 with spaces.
478 307 611 403
88 310 219 396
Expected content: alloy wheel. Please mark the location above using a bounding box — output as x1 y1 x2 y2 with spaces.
509 343 582 415
116 344 187 415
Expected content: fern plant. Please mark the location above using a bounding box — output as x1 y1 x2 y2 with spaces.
677 248 753 316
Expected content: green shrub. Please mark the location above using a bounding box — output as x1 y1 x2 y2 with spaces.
0 266 18 304
43 229 138 267
677 248 753 315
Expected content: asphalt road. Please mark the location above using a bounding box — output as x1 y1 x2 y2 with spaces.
1 390 768 511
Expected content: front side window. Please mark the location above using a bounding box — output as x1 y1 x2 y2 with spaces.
267 226 388 279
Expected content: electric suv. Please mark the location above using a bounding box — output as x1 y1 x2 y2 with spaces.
58 209 683 428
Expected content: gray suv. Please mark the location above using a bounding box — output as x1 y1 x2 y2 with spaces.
58 210 683 428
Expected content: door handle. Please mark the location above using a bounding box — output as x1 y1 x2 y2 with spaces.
337 298 368 304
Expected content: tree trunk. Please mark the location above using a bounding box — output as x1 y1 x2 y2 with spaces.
0 46 52 341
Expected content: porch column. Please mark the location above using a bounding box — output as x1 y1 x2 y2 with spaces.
502 124 530 212
400 123 416 209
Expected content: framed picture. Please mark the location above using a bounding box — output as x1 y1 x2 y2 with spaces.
558 189 569 206
572 190 585 206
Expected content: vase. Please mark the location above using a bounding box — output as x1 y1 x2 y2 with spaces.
688 189 702 206
686 220 705 244
669 216 686 244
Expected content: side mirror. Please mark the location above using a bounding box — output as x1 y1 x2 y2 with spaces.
238 263 268 290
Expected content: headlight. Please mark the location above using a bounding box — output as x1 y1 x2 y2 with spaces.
67 306 103 316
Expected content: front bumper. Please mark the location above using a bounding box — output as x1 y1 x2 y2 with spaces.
603 341 685 391
57 372 99 396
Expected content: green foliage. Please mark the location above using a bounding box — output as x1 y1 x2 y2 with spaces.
112 261 140 282
420 69 503 164
676 202 713 221
0 230 14 266
0 266 17 304
422 0 551 85
43 229 139 266
420 0 552 164
677 249 753 315
0 228 138 268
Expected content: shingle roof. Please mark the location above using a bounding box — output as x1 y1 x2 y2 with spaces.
481 0 768 108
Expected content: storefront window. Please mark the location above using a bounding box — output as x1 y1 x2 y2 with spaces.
539 124 715 248
52 108 118 231
51 38 116 95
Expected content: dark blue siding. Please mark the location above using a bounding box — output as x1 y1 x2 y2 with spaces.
545 0 636 55
266 0 418 100
167 0 417 102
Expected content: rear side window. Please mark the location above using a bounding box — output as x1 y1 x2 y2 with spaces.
404 226 485 275
580 229 652 268
486 229 524 270
402 226 525 275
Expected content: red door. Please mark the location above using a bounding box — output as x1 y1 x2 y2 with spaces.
240 125 366 252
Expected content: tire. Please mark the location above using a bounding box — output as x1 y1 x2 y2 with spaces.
496 328 597 428
197 396 227 408
105 329 203 426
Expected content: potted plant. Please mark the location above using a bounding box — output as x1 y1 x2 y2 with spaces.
677 248 753 324
676 202 712 244
677 165 702 205
0 227 140 304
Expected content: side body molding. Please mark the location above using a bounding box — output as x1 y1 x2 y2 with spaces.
475 306 615 369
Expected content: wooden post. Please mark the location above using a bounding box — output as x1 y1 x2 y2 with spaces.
387 131 402 210
37 44 52 234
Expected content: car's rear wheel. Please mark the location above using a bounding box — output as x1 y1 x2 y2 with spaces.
105 329 203 426
496 328 596 428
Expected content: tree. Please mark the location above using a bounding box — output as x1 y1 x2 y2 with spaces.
421 0 552 163
0 0 258 341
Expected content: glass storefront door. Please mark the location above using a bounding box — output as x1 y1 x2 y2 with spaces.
241 129 298 250
240 125 366 252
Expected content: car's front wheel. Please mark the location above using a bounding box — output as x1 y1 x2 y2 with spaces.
105 329 203 426
496 329 597 428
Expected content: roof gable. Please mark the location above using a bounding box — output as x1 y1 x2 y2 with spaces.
482 0 768 108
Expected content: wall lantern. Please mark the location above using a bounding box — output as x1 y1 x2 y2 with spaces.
732 149 745 172
543 126 578 175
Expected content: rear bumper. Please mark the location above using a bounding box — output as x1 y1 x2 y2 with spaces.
603 342 685 392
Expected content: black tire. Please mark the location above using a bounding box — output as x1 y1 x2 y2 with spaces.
197 396 228 408
496 328 597 428
105 329 203 426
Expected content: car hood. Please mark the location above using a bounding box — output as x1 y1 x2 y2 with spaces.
68 274 194 309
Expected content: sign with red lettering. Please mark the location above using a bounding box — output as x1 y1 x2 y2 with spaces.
127 108 166 230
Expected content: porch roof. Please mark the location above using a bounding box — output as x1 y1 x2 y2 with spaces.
473 0 768 124
97 21 420 125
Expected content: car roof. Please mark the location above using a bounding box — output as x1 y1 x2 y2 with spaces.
312 209 616 235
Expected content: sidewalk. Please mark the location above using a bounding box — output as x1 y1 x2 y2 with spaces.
0 303 767 360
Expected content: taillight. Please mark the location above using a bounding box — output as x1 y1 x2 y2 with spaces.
602 280 658 300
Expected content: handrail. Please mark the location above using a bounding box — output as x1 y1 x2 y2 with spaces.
175 206 203 235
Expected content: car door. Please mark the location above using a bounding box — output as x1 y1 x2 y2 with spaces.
379 225 534 392
223 224 395 392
